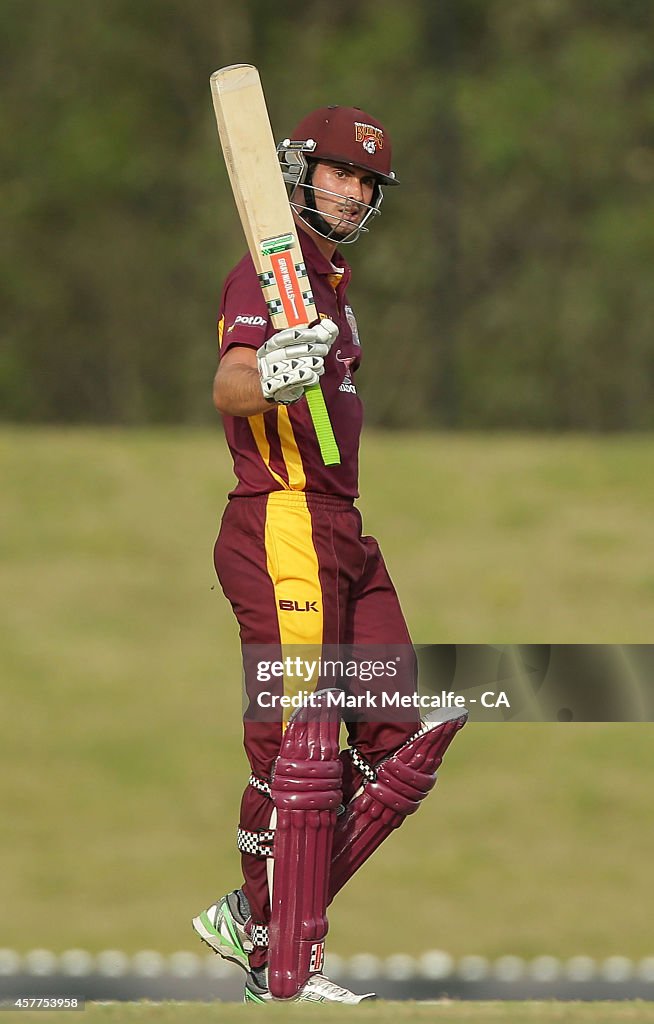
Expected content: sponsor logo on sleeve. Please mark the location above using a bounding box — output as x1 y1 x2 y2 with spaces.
227 314 267 333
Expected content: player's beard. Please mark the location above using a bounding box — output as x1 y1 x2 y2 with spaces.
298 169 365 241
302 201 363 242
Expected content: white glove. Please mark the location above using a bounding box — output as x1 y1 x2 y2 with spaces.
257 319 339 405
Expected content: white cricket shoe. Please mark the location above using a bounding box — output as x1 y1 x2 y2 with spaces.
192 890 252 971
244 964 376 1004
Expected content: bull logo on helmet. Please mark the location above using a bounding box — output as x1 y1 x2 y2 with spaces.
354 122 384 154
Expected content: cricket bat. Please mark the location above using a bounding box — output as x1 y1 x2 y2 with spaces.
209 64 340 467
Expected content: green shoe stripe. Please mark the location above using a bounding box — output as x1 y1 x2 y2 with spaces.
199 910 220 937
222 907 242 950
244 987 267 1004
199 909 245 958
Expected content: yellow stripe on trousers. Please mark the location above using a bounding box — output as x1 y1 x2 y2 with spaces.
264 491 323 723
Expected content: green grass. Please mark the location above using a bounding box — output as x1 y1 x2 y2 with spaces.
1 427 654 958
6 1002 654 1024
359 432 654 641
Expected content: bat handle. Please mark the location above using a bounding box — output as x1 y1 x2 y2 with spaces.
304 384 341 466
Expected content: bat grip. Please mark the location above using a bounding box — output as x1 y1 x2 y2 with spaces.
304 384 341 466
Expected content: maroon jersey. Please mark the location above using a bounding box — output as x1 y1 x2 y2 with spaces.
217 228 363 498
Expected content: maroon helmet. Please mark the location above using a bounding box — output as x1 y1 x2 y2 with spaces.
287 105 399 186
278 104 399 244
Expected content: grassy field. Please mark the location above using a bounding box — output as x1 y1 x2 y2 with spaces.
2 427 654 959
5 1002 654 1024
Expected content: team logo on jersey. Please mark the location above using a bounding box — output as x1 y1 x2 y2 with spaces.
355 122 384 155
334 350 354 372
335 349 357 394
344 305 360 346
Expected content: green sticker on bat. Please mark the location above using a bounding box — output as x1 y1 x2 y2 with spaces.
261 233 295 256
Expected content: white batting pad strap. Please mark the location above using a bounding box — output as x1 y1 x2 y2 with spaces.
347 745 377 784
237 827 276 858
248 773 272 797
249 923 269 948
417 706 470 733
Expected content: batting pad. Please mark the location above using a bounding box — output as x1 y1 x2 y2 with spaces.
268 690 343 999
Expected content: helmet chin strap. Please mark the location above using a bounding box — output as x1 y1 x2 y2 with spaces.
300 162 346 241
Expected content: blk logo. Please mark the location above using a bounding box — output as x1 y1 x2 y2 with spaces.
278 599 319 612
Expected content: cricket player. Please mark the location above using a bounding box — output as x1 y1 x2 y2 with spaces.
193 104 467 1003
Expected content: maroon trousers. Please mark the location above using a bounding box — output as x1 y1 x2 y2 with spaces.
214 491 419 963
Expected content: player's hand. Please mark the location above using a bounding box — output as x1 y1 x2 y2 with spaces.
257 319 339 405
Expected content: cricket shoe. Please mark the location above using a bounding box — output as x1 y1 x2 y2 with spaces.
244 964 376 1004
192 890 252 971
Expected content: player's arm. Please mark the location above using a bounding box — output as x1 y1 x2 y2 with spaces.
213 347 270 417
214 320 339 418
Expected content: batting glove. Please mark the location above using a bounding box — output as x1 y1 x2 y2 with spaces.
257 319 339 405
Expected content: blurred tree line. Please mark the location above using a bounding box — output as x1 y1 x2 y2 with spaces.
2 0 653 428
